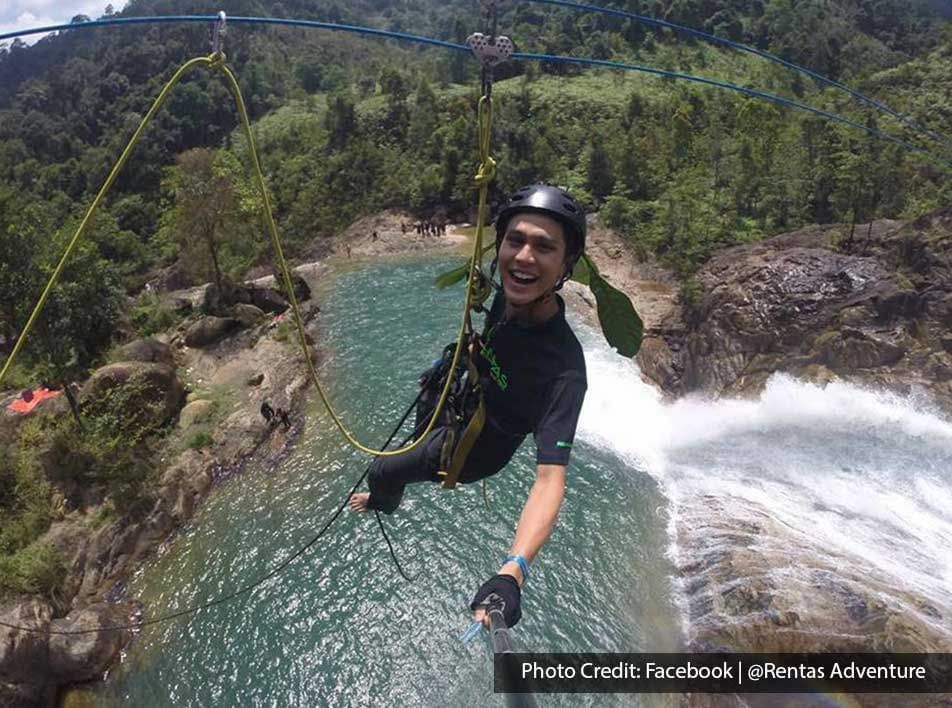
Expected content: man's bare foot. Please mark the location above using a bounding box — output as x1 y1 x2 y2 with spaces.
348 492 370 513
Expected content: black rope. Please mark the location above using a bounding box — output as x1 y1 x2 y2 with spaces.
374 510 417 582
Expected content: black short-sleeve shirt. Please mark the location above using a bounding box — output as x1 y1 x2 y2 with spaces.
476 292 587 466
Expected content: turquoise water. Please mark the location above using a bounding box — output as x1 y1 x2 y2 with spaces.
93 256 680 707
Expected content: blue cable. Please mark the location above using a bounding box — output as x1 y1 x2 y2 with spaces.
516 51 952 170
0 14 470 54
521 0 952 152
1 14 948 170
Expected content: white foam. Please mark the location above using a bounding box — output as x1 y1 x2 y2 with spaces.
573 323 952 620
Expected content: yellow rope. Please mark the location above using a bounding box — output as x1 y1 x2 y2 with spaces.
0 53 497 459
0 55 213 391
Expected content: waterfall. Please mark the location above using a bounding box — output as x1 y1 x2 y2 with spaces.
576 323 952 637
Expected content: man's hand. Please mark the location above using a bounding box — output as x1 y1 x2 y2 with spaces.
470 574 521 628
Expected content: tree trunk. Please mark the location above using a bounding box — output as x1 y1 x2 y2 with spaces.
62 380 84 430
208 235 223 296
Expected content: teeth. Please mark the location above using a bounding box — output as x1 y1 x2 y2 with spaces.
510 270 537 283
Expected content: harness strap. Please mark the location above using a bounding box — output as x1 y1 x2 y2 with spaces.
438 355 487 489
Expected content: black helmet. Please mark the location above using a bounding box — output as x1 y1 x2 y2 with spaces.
495 184 586 263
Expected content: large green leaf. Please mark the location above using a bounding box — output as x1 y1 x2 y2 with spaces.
569 254 591 286
434 243 495 289
434 261 471 290
582 253 644 358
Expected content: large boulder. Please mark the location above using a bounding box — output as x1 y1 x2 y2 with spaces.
158 450 214 524
115 338 175 367
81 362 185 425
0 600 52 685
682 243 891 392
0 599 131 704
178 399 214 428
231 303 267 328
250 287 290 315
183 316 241 348
650 215 952 411
285 273 311 303
200 278 250 315
48 604 130 682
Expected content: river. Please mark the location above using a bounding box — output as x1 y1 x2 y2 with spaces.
91 255 952 706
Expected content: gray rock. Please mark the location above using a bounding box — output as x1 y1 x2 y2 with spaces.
183 316 241 348
0 680 54 707
250 287 290 315
115 338 175 367
48 604 129 682
246 373 264 387
159 451 213 524
232 303 267 328
819 329 907 370
200 280 236 315
168 296 193 314
648 213 952 412
0 599 52 684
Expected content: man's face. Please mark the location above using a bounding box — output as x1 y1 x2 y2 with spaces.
498 212 568 307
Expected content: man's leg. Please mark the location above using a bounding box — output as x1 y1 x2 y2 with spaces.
349 427 447 514
457 425 525 485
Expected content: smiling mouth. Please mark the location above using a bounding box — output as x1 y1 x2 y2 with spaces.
508 270 539 286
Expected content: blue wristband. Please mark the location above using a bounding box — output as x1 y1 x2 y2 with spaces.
504 554 530 581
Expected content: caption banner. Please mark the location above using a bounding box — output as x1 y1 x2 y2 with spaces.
494 653 952 693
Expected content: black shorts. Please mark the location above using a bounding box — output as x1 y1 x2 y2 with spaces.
366 421 524 514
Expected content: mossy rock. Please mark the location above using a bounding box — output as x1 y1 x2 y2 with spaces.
81 362 185 426
178 399 215 429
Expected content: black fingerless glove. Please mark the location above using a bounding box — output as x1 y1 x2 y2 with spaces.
470 574 522 627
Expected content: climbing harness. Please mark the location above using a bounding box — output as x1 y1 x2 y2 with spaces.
4 0 948 638
431 2 515 491
0 3 511 636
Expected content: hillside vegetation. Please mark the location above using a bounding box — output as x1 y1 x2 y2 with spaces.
1 0 952 599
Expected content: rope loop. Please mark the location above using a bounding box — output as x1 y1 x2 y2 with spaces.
474 155 496 188
0 53 488 459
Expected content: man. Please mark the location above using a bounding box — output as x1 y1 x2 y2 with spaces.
276 406 291 431
260 400 275 425
349 184 587 630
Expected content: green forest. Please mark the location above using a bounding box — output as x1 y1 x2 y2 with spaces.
1 0 952 601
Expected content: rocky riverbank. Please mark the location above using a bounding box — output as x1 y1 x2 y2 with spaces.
0 214 467 707
3 204 950 706
569 210 952 707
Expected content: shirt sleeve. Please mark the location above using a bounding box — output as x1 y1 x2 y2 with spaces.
533 372 587 466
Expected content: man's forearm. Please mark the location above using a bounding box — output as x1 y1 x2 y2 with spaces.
498 464 566 585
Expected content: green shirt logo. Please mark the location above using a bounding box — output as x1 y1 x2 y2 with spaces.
479 343 509 390
556 440 572 449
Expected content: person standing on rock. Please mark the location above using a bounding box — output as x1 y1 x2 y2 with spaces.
260 401 275 426
349 184 588 633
